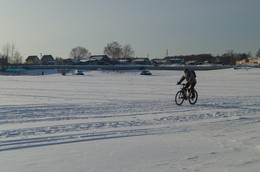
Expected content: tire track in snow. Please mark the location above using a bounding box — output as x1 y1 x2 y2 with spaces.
0 127 171 152
0 96 259 151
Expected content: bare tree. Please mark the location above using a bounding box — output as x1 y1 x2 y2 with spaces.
0 52 8 70
70 46 91 60
104 41 122 59
2 43 11 63
2 43 22 65
221 50 236 65
256 49 260 57
122 44 135 59
12 51 23 65
55 57 64 65
247 51 252 58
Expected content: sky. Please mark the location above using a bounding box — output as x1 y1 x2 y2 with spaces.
0 0 260 60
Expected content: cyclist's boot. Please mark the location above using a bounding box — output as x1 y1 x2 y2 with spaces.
191 90 195 99
182 91 187 100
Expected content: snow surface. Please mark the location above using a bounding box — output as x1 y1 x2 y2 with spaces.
0 68 259 172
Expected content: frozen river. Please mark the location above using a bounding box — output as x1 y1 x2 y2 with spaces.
0 68 259 172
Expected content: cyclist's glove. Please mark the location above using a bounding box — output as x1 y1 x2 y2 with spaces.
177 81 181 85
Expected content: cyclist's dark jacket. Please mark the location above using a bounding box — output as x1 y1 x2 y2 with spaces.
179 70 197 85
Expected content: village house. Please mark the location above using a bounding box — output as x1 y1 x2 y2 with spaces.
151 59 167 65
132 58 151 65
79 59 98 65
167 57 184 64
117 58 133 65
236 57 260 66
63 58 80 65
89 55 111 65
41 55 55 65
25 56 41 65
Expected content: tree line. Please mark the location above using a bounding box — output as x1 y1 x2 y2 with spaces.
169 50 255 65
68 42 260 65
1 42 260 67
69 41 135 60
0 43 23 70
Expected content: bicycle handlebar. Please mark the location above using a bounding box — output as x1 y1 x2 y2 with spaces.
178 83 188 89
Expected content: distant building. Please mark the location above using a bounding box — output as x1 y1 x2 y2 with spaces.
25 56 41 65
236 57 260 66
117 58 132 64
79 59 98 65
215 57 222 64
169 58 183 64
132 58 151 65
63 58 80 65
41 55 55 65
164 56 184 64
151 59 167 66
89 55 111 65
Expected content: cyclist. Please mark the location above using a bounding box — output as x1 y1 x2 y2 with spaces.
177 68 197 99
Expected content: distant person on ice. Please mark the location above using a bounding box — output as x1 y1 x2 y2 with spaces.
177 68 197 99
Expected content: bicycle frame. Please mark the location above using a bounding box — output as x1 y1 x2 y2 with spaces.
183 88 191 99
181 84 192 99
175 83 198 106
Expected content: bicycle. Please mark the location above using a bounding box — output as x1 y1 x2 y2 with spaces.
175 84 198 106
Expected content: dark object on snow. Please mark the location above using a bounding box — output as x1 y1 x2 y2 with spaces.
140 70 152 75
75 70 84 75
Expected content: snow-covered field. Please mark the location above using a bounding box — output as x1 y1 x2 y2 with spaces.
0 68 259 172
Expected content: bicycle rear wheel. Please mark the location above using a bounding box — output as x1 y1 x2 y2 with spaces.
175 91 185 106
189 90 198 105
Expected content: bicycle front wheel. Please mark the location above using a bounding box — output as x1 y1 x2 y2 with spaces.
175 91 185 106
189 90 198 105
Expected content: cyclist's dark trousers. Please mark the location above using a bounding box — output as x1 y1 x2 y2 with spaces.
186 82 196 96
